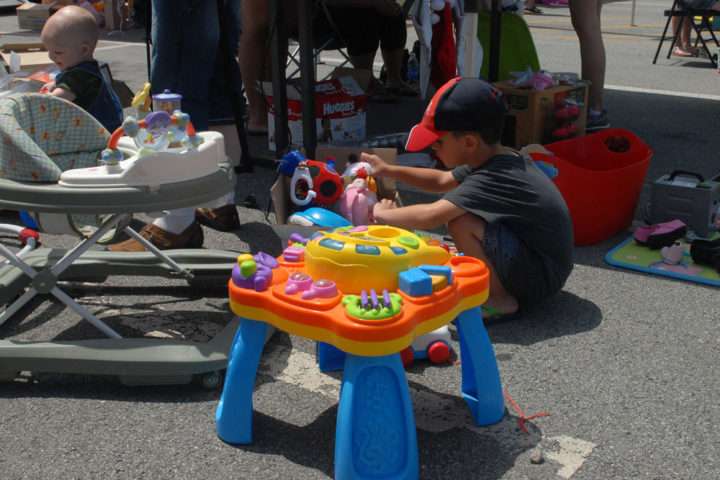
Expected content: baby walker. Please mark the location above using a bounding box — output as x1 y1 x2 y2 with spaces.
0 94 244 387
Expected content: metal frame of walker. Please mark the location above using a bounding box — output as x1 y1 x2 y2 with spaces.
0 213 244 388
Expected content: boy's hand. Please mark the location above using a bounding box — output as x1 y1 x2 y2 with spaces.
373 198 398 223
361 152 393 177
40 82 55 94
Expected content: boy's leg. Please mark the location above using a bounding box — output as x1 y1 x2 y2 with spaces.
447 214 519 315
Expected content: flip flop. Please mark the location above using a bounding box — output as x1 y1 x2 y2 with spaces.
481 305 520 324
672 47 696 58
524 6 543 14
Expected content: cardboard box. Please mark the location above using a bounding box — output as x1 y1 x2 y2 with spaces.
270 146 399 225
494 80 589 148
0 43 54 73
265 75 368 152
16 3 52 31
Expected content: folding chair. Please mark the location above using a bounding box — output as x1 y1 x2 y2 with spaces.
286 0 354 80
653 0 720 67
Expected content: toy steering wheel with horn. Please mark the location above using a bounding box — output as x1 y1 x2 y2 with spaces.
101 110 201 165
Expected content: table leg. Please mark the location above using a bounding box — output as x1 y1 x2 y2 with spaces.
456 307 505 426
335 353 418 480
316 341 346 372
215 317 268 444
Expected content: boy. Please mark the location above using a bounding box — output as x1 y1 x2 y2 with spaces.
41 5 123 132
365 77 574 316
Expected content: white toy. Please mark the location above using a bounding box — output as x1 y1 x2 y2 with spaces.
59 111 224 188
401 325 453 367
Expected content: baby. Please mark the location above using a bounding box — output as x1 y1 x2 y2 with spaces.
40 5 123 132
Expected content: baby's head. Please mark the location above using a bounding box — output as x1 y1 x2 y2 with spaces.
41 5 99 71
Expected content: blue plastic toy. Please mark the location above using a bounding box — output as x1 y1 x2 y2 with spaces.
288 207 352 229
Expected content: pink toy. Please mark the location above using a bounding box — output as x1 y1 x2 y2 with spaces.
339 177 378 226
660 242 684 265
634 220 687 250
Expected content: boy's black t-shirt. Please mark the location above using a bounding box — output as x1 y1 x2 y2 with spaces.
55 66 102 113
443 153 574 291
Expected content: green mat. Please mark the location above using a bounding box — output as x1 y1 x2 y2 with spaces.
478 11 541 82
605 236 720 288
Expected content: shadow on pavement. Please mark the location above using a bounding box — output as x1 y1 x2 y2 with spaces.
487 291 602 347
236 386 544 480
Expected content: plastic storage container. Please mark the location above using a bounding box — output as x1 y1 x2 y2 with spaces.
530 128 653 245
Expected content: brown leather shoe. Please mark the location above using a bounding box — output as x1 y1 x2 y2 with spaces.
107 222 204 252
195 204 240 232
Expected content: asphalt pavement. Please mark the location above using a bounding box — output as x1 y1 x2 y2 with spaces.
1 2 719 479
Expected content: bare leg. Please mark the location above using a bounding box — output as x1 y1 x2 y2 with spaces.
569 0 605 112
672 16 695 54
447 214 519 315
349 52 376 71
239 0 270 132
381 48 405 86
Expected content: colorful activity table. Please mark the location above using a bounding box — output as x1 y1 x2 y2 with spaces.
215 225 505 480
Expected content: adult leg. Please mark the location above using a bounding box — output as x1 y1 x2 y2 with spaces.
447 214 519 315
153 0 219 130
239 0 272 132
671 16 696 55
569 0 605 112
377 12 412 92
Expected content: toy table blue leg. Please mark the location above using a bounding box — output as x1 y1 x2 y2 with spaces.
215 317 268 445
317 341 346 372
334 353 418 480
455 307 505 426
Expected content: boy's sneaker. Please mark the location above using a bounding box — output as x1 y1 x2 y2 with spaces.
586 109 610 132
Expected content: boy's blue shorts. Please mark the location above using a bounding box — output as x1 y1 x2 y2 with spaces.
481 221 556 309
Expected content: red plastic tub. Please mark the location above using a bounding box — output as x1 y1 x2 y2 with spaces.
530 129 652 246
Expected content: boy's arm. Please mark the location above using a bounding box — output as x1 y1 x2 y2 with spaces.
373 198 465 230
361 153 458 193
49 86 77 102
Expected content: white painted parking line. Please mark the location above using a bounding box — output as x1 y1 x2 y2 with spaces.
260 345 596 478
605 84 720 102
544 435 597 479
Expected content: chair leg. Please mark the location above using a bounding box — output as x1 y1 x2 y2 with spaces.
692 17 718 66
707 17 720 47
654 12 675 64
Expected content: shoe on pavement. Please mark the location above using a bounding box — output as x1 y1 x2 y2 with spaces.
195 205 241 232
108 222 204 252
586 109 610 132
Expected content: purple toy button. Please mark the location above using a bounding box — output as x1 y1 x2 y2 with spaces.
254 252 279 269
289 233 309 245
283 246 305 263
349 225 368 233
285 272 314 294
301 279 338 300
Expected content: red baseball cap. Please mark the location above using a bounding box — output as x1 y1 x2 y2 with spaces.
405 77 507 152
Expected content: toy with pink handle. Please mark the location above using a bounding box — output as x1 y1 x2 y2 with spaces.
339 178 377 226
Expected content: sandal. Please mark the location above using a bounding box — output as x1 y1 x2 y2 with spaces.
524 6 543 14
672 46 697 58
482 305 520 324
